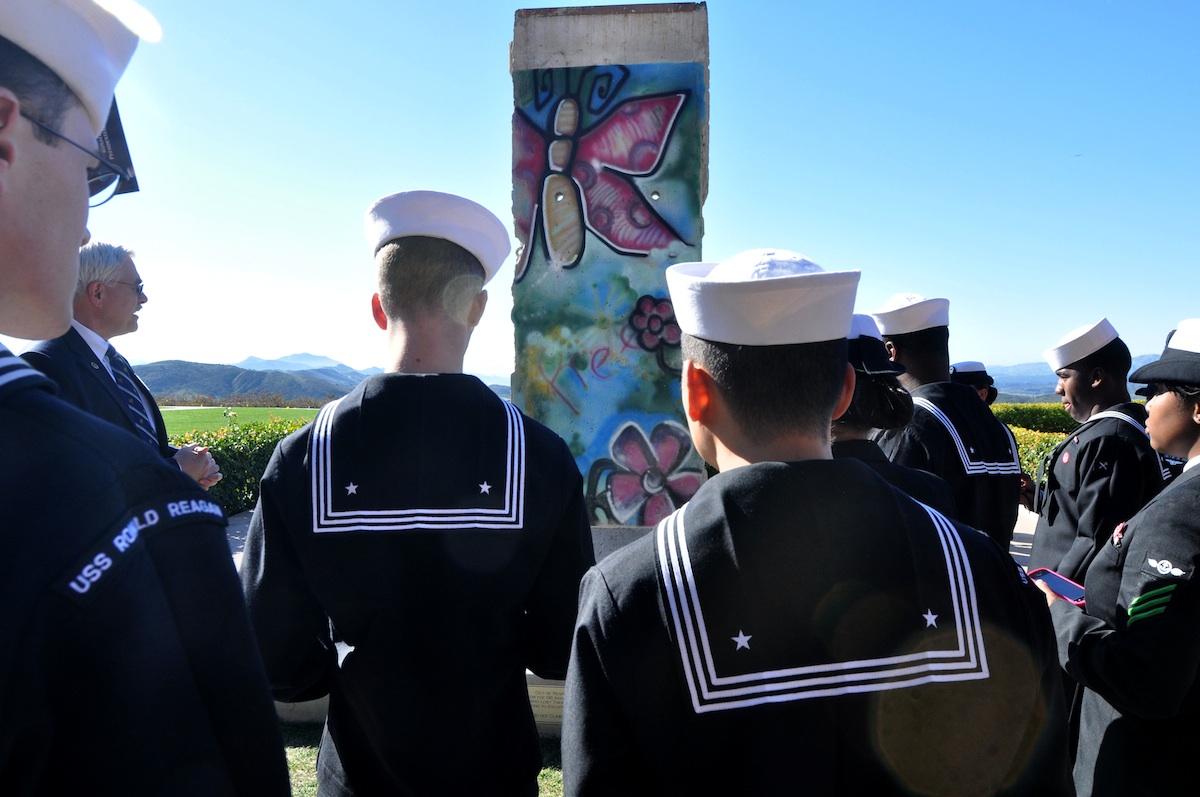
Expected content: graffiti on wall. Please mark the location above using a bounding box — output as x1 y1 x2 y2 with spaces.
511 62 707 526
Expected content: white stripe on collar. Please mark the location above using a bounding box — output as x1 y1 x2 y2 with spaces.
309 396 527 532
658 502 990 714
912 397 1022 475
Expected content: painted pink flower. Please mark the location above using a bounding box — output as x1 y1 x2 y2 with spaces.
629 295 681 353
604 421 703 526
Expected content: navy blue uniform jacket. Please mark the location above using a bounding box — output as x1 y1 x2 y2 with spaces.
23 325 174 458
0 347 288 795
564 459 1071 796
242 373 595 796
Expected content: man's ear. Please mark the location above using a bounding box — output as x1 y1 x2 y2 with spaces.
884 340 898 362
466 289 488 328
833 363 857 421
86 280 105 306
0 90 21 194
682 359 717 424
370 293 388 330
1090 367 1106 389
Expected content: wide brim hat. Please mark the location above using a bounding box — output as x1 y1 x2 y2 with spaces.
1044 318 1119 372
666 249 859 346
848 313 904 375
870 293 950 336
0 0 152 136
1130 319 1200 387
364 190 511 285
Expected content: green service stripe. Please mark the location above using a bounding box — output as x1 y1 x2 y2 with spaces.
1128 606 1168 626
1130 584 1177 607
1129 595 1173 617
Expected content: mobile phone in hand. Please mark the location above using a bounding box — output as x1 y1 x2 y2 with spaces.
1028 568 1086 605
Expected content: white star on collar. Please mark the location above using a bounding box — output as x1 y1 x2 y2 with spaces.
732 630 752 650
345 482 358 495
479 481 492 495
1098 461 1109 471
923 609 938 628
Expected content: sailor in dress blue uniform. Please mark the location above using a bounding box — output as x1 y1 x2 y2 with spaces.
563 250 1070 795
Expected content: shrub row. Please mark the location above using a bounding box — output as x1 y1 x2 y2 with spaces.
1010 426 1061 478
171 418 311 515
993 403 1076 435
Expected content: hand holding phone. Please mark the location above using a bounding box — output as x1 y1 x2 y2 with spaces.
1028 568 1086 605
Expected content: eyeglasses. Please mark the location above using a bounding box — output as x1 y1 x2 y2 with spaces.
113 280 145 294
20 112 133 207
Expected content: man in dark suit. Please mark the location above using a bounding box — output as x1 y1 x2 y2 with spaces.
24 240 221 488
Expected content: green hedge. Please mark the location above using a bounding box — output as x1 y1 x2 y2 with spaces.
1010 426 1061 477
993 403 1076 435
172 418 310 515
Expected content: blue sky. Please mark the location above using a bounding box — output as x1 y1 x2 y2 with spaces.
5 0 1196 376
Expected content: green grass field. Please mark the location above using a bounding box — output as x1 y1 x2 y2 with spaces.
282 724 563 795
161 407 317 437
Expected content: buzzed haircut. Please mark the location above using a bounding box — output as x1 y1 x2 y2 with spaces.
77 241 135 298
881 325 949 361
376 236 485 323
0 35 79 144
1070 337 1132 380
681 333 848 442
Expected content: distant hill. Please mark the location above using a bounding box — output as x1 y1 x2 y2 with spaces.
138 354 508 403
987 354 1158 402
139 360 365 402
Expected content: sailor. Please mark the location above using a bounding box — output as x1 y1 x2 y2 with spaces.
1028 318 1170 582
563 249 1070 794
870 293 1022 548
950 360 998 405
1037 319 1200 797
832 314 956 516
241 190 595 796
0 2 288 792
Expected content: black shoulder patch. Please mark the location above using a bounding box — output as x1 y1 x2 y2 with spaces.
56 496 225 603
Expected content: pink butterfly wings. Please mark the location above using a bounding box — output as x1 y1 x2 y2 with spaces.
513 92 688 281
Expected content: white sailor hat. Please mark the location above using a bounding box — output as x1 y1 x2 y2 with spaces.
1130 319 1200 388
0 0 155 136
364 190 511 286
1043 318 1119 371
848 313 904 375
870 293 950 336
666 249 859 346
950 360 997 403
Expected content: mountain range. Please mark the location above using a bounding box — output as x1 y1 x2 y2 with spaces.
136 353 1158 404
138 353 510 402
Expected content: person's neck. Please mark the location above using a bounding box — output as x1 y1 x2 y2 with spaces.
382 316 468 375
711 431 832 472
1087 389 1131 417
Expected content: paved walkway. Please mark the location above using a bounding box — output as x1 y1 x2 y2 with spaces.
227 510 251 569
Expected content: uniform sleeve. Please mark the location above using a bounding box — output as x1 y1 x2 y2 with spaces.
521 459 596 679
240 440 335 702
1049 517 1200 719
1056 436 1155 579
562 567 650 796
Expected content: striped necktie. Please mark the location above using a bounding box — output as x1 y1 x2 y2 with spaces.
105 345 158 449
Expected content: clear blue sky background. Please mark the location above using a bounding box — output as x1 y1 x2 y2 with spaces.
5 0 1196 377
